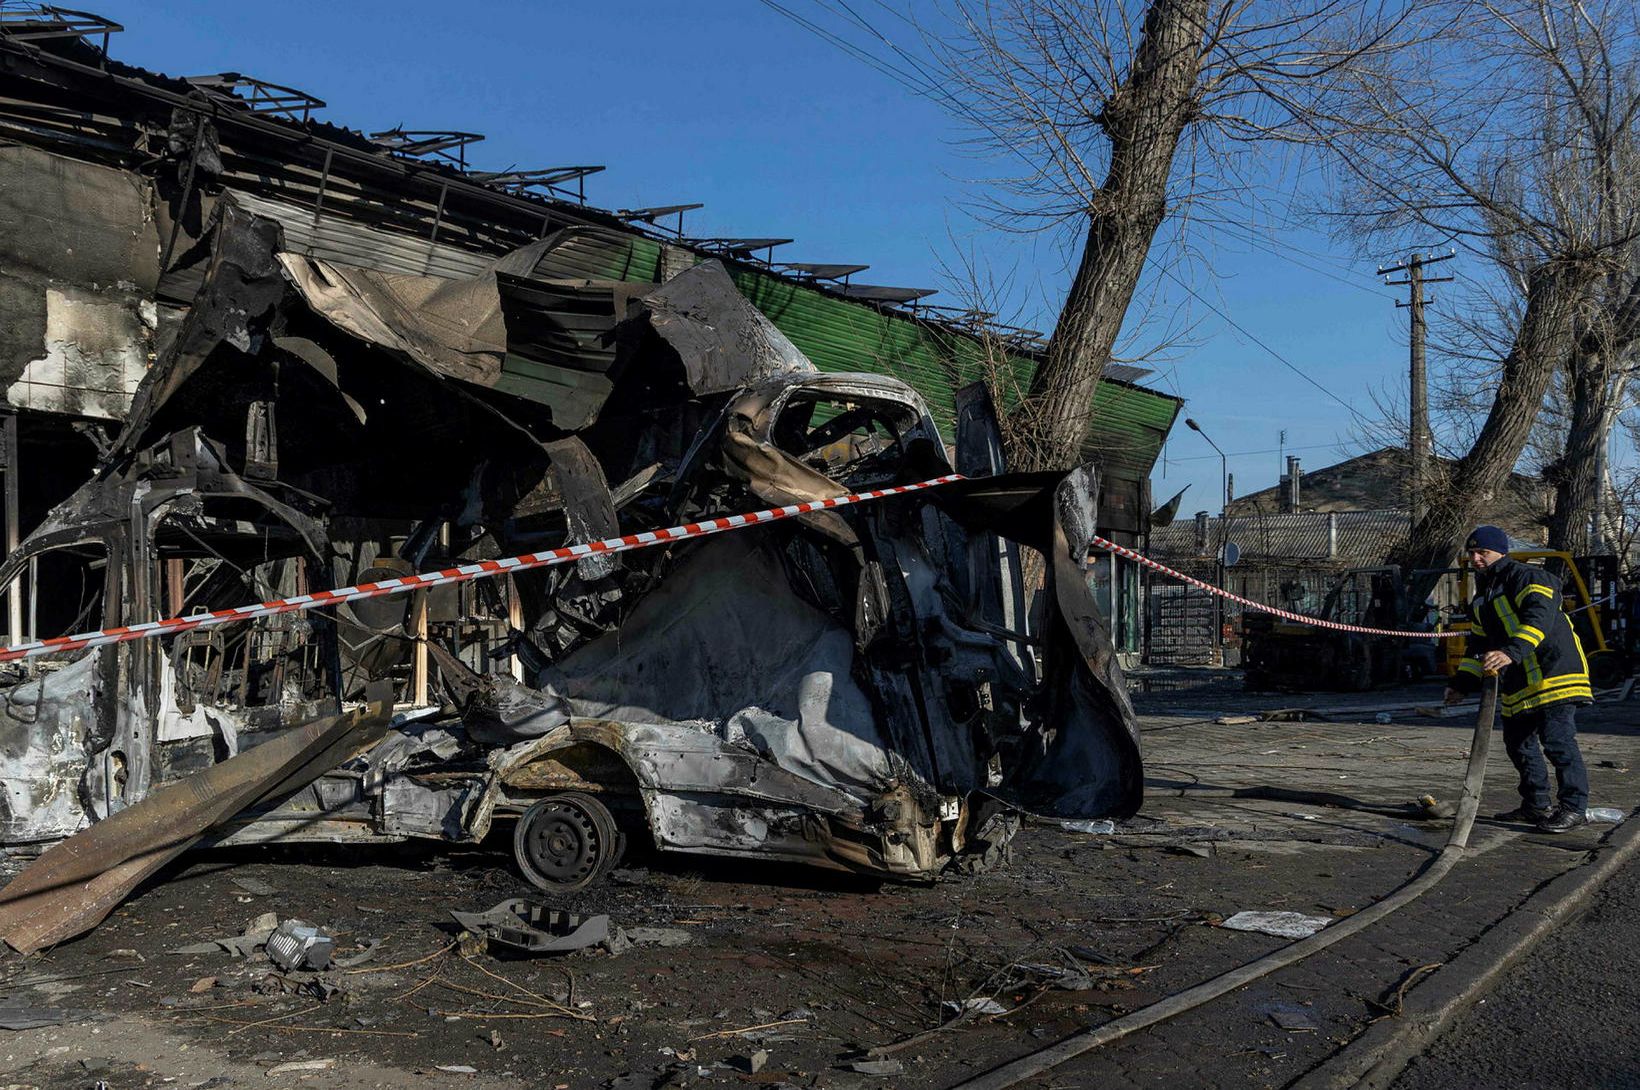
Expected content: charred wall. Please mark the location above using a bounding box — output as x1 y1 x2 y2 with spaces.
0 143 187 572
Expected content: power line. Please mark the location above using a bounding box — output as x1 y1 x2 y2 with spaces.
754 0 933 97
1158 266 1373 426
756 1 1055 178
1168 441 1342 463
1210 222 1400 301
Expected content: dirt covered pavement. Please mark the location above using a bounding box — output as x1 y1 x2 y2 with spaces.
2 677 1636 1090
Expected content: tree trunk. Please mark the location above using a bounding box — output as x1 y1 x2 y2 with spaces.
1396 258 1601 580
1547 276 1640 554
1547 348 1612 554
1596 382 1630 550
1010 0 1209 472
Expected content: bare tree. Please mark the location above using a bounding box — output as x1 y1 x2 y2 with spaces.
1547 287 1640 553
1322 0 1640 574
903 0 1413 471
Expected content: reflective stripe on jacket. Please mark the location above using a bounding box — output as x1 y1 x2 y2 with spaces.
1451 556 1590 716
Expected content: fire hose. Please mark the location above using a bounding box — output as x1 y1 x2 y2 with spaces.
949 674 1500 1090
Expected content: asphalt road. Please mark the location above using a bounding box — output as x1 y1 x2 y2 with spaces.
1391 841 1640 1090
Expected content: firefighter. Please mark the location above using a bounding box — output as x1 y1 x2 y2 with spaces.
1444 525 1591 833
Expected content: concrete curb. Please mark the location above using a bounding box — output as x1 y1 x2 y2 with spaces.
1289 814 1640 1090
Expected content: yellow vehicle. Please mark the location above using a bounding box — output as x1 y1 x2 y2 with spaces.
1443 550 1627 689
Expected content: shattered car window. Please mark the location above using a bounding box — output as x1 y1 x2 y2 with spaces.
772 395 919 484
20 541 111 641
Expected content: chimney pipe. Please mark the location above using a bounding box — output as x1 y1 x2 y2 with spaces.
1283 456 1301 513
1327 511 1339 559
1194 511 1209 554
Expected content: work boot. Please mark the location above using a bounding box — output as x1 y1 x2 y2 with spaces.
1536 806 1589 834
1493 803 1551 823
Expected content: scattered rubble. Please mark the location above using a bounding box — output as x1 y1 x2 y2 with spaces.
230 875 279 897
265 919 335 972
0 1006 102 1031
171 911 281 957
943 997 1008 1017
1267 1007 1321 1033
266 1059 335 1076
1220 911 1335 939
1060 819 1116 834
450 899 610 956
847 1058 906 1076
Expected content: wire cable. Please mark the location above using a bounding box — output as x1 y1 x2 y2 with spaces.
1159 266 1374 426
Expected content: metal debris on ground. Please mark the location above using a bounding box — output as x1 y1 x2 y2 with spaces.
1169 843 1214 858
450 899 611 956
266 1059 335 1076
331 938 382 969
266 918 336 972
848 1058 907 1076
1267 1007 1320 1033
1220 911 1335 939
0 706 389 953
172 911 281 958
603 925 693 957
0 1006 103 1030
943 997 1009 1017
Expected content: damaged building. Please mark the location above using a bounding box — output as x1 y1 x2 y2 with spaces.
0 9 1178 904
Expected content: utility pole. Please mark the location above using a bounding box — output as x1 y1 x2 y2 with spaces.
1379 252 1455 527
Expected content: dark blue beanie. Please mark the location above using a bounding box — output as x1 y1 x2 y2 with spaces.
1464 525 1509 554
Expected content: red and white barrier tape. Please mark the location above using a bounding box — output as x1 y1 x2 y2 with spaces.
0 472 1461 665
1089 534 1462 639
0 474 966 664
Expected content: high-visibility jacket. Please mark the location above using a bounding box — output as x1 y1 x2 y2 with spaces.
1451 557 1591 716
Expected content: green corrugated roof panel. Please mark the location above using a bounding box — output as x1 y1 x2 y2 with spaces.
728 266 1181 480
533 227 664 282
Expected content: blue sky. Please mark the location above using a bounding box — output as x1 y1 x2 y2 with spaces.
99 0 1428 514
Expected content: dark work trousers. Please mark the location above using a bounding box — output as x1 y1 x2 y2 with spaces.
1501 702 1590 812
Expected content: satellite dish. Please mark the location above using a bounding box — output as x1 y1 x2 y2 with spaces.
1220 541 1241 567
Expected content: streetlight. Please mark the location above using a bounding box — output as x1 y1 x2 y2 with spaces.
1184 418 1228 513
1185 417 1230 666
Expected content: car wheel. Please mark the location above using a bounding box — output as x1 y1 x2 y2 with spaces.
512 791 622 891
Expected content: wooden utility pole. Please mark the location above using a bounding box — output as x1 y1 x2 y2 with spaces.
1379 252 1455 525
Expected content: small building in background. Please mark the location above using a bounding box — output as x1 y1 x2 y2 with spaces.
1229 447 1550 540
1142 447 1550 666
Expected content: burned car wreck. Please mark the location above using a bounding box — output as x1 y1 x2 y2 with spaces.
0 204 1142 896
